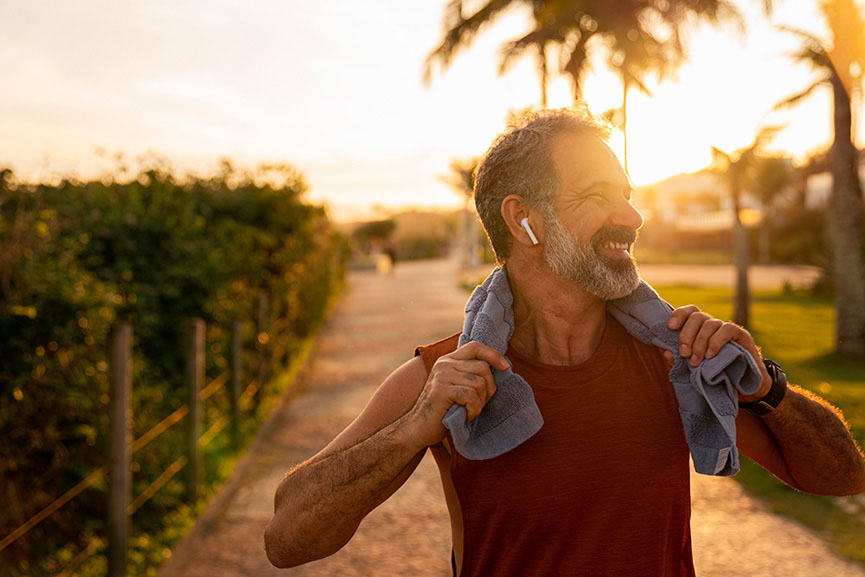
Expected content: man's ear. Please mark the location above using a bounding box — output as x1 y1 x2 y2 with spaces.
501 194 542 248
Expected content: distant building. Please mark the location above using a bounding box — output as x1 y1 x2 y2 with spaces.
803 166 865 209
636 170 759 232
637 154 864 232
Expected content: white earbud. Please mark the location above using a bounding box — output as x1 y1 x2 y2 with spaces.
520 217 539 245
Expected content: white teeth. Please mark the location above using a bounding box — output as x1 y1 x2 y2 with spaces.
603 242 629 251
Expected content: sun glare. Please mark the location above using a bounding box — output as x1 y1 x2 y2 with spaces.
519 0 854 188
0 0 862 217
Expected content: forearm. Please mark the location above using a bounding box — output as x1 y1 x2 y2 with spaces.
264 415 425 568
761 385 865 496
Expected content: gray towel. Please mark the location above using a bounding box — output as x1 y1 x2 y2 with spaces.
446 267 763 476
607 282 763 475
442 269 544 460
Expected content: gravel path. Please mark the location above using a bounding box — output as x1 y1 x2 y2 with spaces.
158 258 863 577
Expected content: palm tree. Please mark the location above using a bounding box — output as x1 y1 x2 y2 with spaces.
752 156 793 264
776 0 865 356
606 27 677 173
423 0 524 85
711 127 779 327
440 157 481 268
587 2 740 171
425 1 740 171
498 21 560 108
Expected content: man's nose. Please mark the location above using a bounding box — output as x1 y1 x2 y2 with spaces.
610 197 644 232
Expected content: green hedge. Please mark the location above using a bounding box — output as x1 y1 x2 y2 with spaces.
0 164 349 576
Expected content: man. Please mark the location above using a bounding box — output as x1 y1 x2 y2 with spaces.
265 106 865 576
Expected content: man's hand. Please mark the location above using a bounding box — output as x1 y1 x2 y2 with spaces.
404 341 508 449
666 305 771 401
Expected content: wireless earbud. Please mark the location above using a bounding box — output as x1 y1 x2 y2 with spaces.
520 217 539 245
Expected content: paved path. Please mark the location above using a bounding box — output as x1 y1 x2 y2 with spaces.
158 259 863 577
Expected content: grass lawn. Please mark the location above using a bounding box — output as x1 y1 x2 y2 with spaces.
634 248 732 266
658 284 865 566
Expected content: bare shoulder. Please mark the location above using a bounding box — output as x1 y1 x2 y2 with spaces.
320 356 429 455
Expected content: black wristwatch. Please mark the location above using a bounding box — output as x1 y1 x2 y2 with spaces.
740 359 788 417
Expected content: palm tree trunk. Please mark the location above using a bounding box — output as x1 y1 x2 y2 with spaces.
829 73 865 356
732 188 750 327
758 205 771 264
461 197 472 269
622 76 629 174
538 46 548 108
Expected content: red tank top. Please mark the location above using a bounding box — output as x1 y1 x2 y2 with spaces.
417 316 694 577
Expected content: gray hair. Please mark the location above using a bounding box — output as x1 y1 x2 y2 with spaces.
473 104 611 263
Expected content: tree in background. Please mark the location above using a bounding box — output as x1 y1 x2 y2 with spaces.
351 219 397 260
776 0 865 356
593 1 740 172
424 0 740 170
710 126 779 327
752 155 793 264
791 149 829 209
440 157 482 268
497 15 558 108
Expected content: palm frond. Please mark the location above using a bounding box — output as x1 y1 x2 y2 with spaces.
624 70 652 96
747 124 784 156
710 146 731 168
423 0 517 84
658 0 744 36
561 31 591 98
705 0 746 35
776 24 822 44
776 25 832 70
603 105 624 126
497 28 554 75
773 78 830 110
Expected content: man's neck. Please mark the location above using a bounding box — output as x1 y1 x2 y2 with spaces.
506 255 608 366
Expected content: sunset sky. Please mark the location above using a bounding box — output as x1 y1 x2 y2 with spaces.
0 0 859 221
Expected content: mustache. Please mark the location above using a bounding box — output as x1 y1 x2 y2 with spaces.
591 225 638 247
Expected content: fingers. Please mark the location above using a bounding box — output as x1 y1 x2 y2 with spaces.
670 305 759 368
450 341 509 371
426 341 504 421
667 305 700 331
447 362 496 414
674 308 711 364
450 383 487 421
662 349 674 369
426 370 489 421
686 317 724 365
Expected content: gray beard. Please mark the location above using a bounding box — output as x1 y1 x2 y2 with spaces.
543 213 640 300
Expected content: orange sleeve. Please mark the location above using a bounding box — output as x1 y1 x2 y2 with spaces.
415 332 461 373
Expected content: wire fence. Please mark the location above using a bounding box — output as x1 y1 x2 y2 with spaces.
0 306 288 577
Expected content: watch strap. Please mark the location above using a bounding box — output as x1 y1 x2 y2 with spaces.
740 359 787 416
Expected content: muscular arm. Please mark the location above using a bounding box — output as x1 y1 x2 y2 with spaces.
264 342 505 568
668 306 865 497
264 404 427 567
737 384 865 496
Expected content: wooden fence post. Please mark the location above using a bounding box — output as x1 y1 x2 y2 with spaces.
107 322 132 577
230 320 243 448
184 318 205 502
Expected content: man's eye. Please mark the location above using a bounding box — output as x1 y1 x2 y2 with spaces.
584 192 609 203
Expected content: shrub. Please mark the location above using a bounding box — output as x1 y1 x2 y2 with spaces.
0 163 348 576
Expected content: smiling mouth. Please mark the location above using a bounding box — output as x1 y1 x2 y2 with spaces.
600 241 630 252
